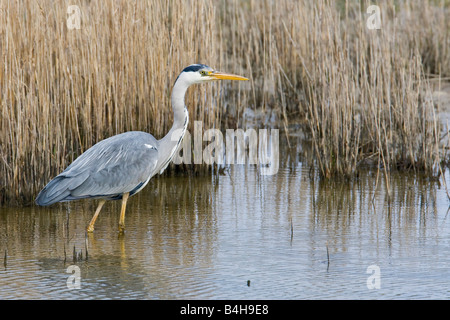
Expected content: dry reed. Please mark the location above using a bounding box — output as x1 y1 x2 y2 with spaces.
297 1 443 182
225 0 448 181
1 0 449 205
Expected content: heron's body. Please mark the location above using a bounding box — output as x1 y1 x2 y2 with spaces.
35 64 247 232
35 131 160 204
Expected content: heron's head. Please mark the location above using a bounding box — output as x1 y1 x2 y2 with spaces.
176 64 249 85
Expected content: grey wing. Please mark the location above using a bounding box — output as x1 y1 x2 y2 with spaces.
35 132 159 205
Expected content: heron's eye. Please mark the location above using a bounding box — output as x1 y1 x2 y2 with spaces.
200 70 207 76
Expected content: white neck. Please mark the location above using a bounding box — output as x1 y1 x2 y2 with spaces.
156 77 190 173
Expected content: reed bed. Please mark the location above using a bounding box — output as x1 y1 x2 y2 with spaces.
1 0 449 205
227 0 448 178
295 1 444 183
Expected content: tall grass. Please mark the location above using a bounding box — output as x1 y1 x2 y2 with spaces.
1 0 449 205
296 1 443 182
222 0 448 183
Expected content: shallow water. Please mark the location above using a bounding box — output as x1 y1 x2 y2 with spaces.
1 149 449 299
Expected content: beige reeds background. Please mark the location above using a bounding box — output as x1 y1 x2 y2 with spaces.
1 0 449 205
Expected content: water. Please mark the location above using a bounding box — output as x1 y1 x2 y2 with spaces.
1 149 450 299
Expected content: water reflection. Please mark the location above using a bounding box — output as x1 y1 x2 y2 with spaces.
0 152 449 299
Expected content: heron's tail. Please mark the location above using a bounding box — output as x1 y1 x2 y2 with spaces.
35 173 88 206
35 176 73 206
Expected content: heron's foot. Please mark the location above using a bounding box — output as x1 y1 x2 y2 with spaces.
118 223 125 233
87 199 106 234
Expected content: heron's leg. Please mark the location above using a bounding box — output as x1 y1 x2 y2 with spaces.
118 192 129 233
87 199 106 233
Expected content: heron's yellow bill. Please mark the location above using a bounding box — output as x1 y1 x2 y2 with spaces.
211 72 249 81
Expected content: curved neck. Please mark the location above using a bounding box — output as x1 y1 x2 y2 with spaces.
170 78 190 129
157 78 190 173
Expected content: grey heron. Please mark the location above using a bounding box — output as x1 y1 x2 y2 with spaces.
35 64 248 233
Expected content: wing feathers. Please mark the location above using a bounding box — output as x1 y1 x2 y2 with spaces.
35 132 159 205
